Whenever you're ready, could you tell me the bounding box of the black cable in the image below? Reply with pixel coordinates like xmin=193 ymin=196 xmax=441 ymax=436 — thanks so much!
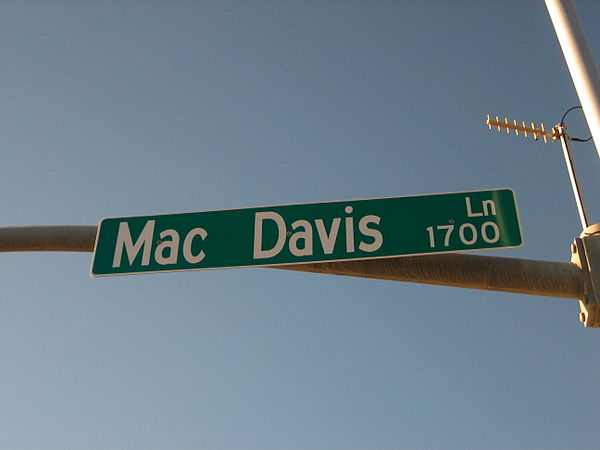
xmin=561 ymin=106 xmax=593 ymax=142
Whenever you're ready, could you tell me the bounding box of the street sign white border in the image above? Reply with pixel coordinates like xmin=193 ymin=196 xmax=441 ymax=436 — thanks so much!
xmin=90 ymin=188 xmax=523 ymax=277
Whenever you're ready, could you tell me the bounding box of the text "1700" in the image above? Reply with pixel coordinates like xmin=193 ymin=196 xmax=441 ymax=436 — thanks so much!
xmin=426 ymin=222 xmax=500 ymax=248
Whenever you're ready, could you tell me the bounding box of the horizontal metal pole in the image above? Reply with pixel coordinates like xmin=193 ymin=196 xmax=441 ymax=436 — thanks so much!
xmin=0 ymin=225 xmax=582 ymax=300
xmin=0 ymin=225 xmax=98 ymax=252
xmin=279 ymin=254 xmax=582 ymax=300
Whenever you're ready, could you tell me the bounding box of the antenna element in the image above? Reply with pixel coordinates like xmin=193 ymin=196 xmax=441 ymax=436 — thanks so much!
xmin=486 ymin=114 xmax=559 ymax=143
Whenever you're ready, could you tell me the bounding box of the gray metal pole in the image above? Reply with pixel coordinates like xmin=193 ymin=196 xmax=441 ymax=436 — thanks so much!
xmin=281 ymin=254 xmax=582 ymax=300
xmin=545 ymin=0 xmax=600 ymax=157
xmin=0 ymin=225 xmax=97 ymax=252
xmin=0 ymin=225 xmax=583 ymax=300
xmin=556 ymin=123 xmax=591 ymax=229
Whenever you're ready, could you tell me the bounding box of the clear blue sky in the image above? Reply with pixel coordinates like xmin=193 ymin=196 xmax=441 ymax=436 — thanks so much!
xmin=2 ymin=1 xmax=600 ymax=449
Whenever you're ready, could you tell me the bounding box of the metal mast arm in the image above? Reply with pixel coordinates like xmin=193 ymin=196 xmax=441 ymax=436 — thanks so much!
xmin=282 ymin=253 xmax=582 ymax=300
xmin=0 ymin=225 xmax=583 ymax=300
xmin=0 ymin=225 xmax=98 ymax=252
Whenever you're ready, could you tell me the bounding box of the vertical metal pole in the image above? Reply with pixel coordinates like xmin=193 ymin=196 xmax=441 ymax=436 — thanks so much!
xmin=557 ymin=123 xmax=591 ymax=229
xmin=545 ymin=0 xmax=600 ymax=158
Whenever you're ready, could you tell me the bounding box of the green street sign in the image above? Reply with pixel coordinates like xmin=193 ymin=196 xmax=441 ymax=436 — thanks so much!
xmin=91 ymin=188 xmax=522 ymax=277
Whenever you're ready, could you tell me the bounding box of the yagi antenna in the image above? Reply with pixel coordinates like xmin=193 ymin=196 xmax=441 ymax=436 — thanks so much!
xmin=486 ymin=114 xmax=559 ymax=144
xmin=486 ymin=113 xmax=590 ymax=230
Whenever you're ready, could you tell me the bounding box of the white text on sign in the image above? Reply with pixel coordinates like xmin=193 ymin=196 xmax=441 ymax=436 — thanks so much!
xmin=426 ymin=197 xmax=500 ymax=248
